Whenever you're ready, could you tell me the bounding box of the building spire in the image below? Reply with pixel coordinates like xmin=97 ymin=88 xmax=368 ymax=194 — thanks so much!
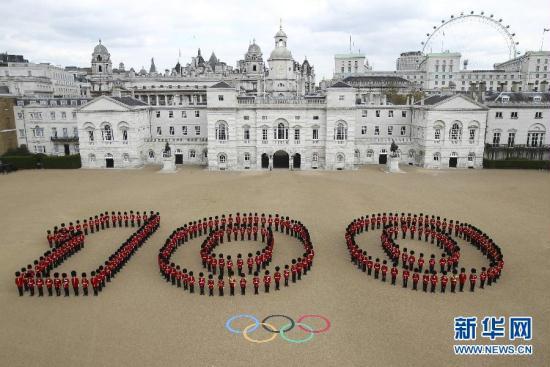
xmin=280 ymin=18 xmax=283 ymax=30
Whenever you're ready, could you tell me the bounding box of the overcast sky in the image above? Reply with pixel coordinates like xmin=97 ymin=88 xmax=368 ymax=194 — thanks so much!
xmin=1 ymin=0 xmax=549 ymax=79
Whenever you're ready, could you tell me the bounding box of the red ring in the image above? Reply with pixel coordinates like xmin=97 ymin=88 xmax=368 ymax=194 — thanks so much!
xmin=296 ymin=314 xmax=331 ymax=333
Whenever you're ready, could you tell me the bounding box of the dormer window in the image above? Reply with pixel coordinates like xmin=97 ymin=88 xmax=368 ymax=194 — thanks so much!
xmin=502 ymin=96 xmax=510 ymax=103
xmin=533 ymin=96 xmax=542 ymax=103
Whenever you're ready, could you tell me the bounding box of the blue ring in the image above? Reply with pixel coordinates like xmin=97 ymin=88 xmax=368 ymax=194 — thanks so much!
xmin=225 ymin=314 xmax=260 ymax=334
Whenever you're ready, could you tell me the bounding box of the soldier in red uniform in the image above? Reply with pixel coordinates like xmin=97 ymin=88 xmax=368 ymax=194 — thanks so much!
xmin=199 ymin=272 xmax=206 ymax=295
xmin=480 ymin=267 xmax=487 ymax=289
xmin=430 ymin=272 xmax=438 ymax=293
xmin=283 ymin=265 xmax=290 ymax=287
xmin=402 ymin=266 xmax=410 ymax=288
xmin=459 ymin=268 xmax=467 ymax=292
xmin=274 ymin=266 xmax=282 ymax=290
xmin=412 ymin=269 xmax=420 ymax=290
xmin=15 ymin=271 xmax=24 ymax=296
xmin=62 ymin=273 xmax=70 ymax=297
xmin=247 ymin=253 xmax=254 ymax=275
xmin=422 ymin=270 xmax=430 ymax=292
xmin=81 ymin=273 xmax=89 ymax=296
xmin=450 ymin=270 xmax=458 ymax=293
xmin=291 ymin=260 xmax=297 ymax=283
xmin=469 ymin=268 xmax=477 ymax=292
xmin=188 ymin=271 xmax=195 ymax=293
xmin=366 ymin=256 xmax=373 ymax=276
xmin=240 ymin=276 xmax=247 ymax=295
xmin=374 ymin=258 xmax=381 ymax=279
xmin=255 ymin=251 xmax=262 ymax=274
xmin=45 ymin=275 xmax=53 ymax=296
xmin=71 ymin=271 xmax=79 ymax=296
xmin=47 ymin=230 xmax=54 ymax=248
xmin=263 ymin=271 xmax=271 ymax=293
xmin=237 ymin=254 xmax=244 ymax=276
xmin=381 ymin=260 xmax=388 ymax=282
xmin=228 ymin=272 xmax=236 ymax=296
xmin=439 ymin=254 xmax=447 ymax=273
xmin=440 ymin=272 xmax=448 ymax=293
xmin=27 ymin=276 xmax=35 ymax=296
xmin=218 ymin=254 xmax=226 ymax=277
xmin=207 ymin=275 xmax=215 ymax=296
xmin=253 ymin=272 xmax=260 ymax=295
xmin=390 ymin=264 xmax=398 ymax=285
xmin=218 ymin=276 xmax=225 ymax=296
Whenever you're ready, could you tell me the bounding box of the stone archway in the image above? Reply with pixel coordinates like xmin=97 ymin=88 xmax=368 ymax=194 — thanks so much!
xmin=273 ymin=150 xmax=289 ymax=169
xmin=293 ymin=153 xmax=301 ymax=169
xmin=261 ymin=153 xmax=269 ymax=169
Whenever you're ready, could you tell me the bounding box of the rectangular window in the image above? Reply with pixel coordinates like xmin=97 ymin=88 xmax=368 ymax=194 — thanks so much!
xmin=362 ymin=110 xmax=367 ymax=117
xmin=72 ymin=112 xmax=76 ymax=119
xmin=527 ymin=132 xmax=544 ymax=147
xmin=195 ymin=126 xmax=200 ymax=135
xmin=218 ymin=95 xmax=224 ymax=101
xmin=169 ymin=126 xmax=175 ymax=135
xmin=190 ymin=150 xmax=196 ymax=158
xmin=156 ymin=111 xmax=161 ymax=118
xmin=495 ymin=111 xmax=503 ymax=119
xmin=157 ymin=127 xmax=162 ymax=135
xmin=169 ymin=111 xmax=174 ymax=118
xmin=244 ymin=128 xmax=250 ymax=140
xmin=492 ymin=132 xmax=501 ymax=146
xmin=182 ymin=111 xmax=187 ymax=118
xmin=50 ymin=112 xmax=55 ymax=119
xmin=19 ymin=129 xmax=25 ymax=137
xmin=88 ymin=130 xmax=94 ymax=142
xmin=61 ymin=112 xmax=66 ymax=119
xmin=387 ymin=126 xmax=393 ymax=136
xmin=312 ymin=128 xmax=319 ymax=140
xmin=507 ymin=132 xmax=515 ymax=147
xmin=195 ymin=110 xmax=200 ymax=117
xmin=295 ymin=116 xmax=300 ymax=120
xmin=243 ymin=115 xmax=249 ymax=120
xmin=262 ymin=116 xmax=267 ymax=120
xmin=262 ymin=128 xmax=268 ymax=141
xmin=374 ymin=126 xmax=380 ymax=135
xmin=401 ymin=111 xmax=407 ymax=118
xmin=535 ymin=111 xmax=542 ymax=119
xmin=62 ymin=128 xmax=68 ymax=137
xmin=469 ymin=128 xmax=475 ymax=141
xmin=361 ymin=126 xmax=367 ymax=135
xmin=434 ymin=128 xmax=441 ymax=141
xmin=400 ymin=126 xmax=406 ymax=136
xmin=313 ymin=115 xmax=319 ymax=120
xmin=339 ymin=95 xmax=345 ymax=101
xmin=388 ymin=110 xmax=394 ymax=117
xmin=375 ymin=110 xmax=380 ymax=117
xmin=510 ymin=112 xmax=518 ymax=119
xmin=182 ymin=126 xmax=188 ymax=135
xmin=294 ymin=129 xmax=300 ymax=141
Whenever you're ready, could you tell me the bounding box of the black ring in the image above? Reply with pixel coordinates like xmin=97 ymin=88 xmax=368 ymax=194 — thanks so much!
xmin=261 ymin=315 xmax=295 ymax=333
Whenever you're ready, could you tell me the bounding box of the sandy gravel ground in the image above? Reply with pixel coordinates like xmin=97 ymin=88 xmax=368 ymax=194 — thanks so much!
xmin=0 ymin=165 xmax=549 ymax=367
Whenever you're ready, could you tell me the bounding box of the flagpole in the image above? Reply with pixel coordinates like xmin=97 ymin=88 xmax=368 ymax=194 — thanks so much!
xmin=541 ymin=28 xmax=549 ymax=51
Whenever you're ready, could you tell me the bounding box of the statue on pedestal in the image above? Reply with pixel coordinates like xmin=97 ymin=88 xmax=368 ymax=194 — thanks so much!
xmin=390 ymin=140 xmax=399 ymax=158
xmin=162 ymin=142 xmax=171 ymax=158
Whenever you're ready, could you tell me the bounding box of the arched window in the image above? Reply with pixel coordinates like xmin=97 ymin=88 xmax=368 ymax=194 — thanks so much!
xmin=527 ymin=123 xmax=546 ymax=147
xmin=433 ymin=152 xmax=440 ymax=161
xmin=148 ymin=150 xmax=155 ymax=159
xmin=354 ymin=149 xmax=360 ymax=158
xmin=219 ymin=154 xmax=226 ymax=163
xmin=312 ymin=153 xmax=319 ymax=162
xmin=87 ymin=130 xmax=94 ymax=142
xmin=189 ymin=149 xmax=196 ymax=158
xmin=366 ymin=150 xmax=374 ymax=158
xmin=408 ymin=149 xmax=415 ymax=158
xmin=468 ymin=152 xmax=475 ymax=162
xmin=450 ymin=122 xmax=462 ymax=141
xmin=276 ymin=123 xmax=288 ymax=140
xmin=335 ymin=122 xmax=347 ymax=141
xmin=98 ymin=65 xmax=102 ymax=73
xmin=122 ymin=129 xmax=128 ymax=141
xmin=89 ymin=154 xmax=96 ymax=162
xmin=97 ymin=55 xmax=102 ymax=62
xmin=102 ymin=125 xmax=112 ymax=141
xmin=215 ymin=122 xmax=228 ymax=141
xmin=123 ymin=153 xmax=130 ymax=162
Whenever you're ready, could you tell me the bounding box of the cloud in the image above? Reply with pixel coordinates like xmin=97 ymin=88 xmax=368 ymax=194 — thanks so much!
xmin=1 ymin=0 xmax=549 ymax=79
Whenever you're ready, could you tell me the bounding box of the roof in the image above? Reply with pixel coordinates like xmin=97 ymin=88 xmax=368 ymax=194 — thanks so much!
xmin=415 ymin=95 xmax=453 ymax=105
xmin=343 ymin=76 xmax=410 ymax=84
xmin=329 ymin=81 xmax=352 ymax=88
xmin=210 ymin=81 xmax=233 ymax=89
xmin=0 ymin=86 xmax=10 ymax=94
xmin=335 ymin=53 xmax=365 ymax=58
xmin=110 ymin=97 xmax=148 ymax=106
xmin=484 ymin=92 xmax=550 ymax=103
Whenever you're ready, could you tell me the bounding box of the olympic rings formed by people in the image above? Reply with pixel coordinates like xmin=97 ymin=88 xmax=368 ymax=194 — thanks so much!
xmin=225 ymin=314 xmax=260 ymax=334
xmin=297 ymin=314 xmax=331 ymax=333
xmin=225 ymin=313 xmax=330 ymax=344
xmin=262 ymin=314 xmax=295 ymax=333
xmin=243 ymin=323 xmax=278 ymax=344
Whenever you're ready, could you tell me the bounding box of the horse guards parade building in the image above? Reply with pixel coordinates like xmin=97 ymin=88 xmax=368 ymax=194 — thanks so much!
xmin=1 ymin=23 xmax=549 ymax=170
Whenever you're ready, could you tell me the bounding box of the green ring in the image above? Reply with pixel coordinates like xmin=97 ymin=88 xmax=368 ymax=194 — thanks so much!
xmin=279 ymin=322 xmax=315 ymax=344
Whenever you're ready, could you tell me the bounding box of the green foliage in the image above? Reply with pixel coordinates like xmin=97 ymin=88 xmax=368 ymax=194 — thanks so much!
xmin=0 ymin=154 xmax=81 ymax=169
xmin=483 ymin=159 xmax=550 ymax=170
xmin=2 ymin=144 xmax=31 ymax=156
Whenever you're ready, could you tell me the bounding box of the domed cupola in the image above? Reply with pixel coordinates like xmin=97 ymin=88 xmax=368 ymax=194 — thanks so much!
xmin=269 ymin=24 xmax=292 ymax=60
xmin=91 ymin=39 xmax=112 ymax=75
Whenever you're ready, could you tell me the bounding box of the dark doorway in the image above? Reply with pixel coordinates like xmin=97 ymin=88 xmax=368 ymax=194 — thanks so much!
xmin=106 ymin=158 xmax=114 ymax=168
xmin=378 ymin=154 xmax=387 ymax=164
xmin=293 ymin=153 xmax=301 ymax=169
xmin=261 ymin=153 xmax=269 ymax=169
xmin=64 ymin=144 xmax=70 ymax=156
xmin=175 ymin=154 xmax=183 ymax=164
xmin=273 ymin=150 xmax=289 ymax=168
xmin=449 ymin=157 xmax=458 ymax=168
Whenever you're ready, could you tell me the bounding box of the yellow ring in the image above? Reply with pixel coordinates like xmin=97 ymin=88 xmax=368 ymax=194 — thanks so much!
xmin=242 ymin=322 xmax=278 ymax=344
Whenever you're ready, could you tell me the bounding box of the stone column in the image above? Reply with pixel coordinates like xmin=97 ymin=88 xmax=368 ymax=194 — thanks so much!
xmin=155 ymin=95 xmax=159 ymax=106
